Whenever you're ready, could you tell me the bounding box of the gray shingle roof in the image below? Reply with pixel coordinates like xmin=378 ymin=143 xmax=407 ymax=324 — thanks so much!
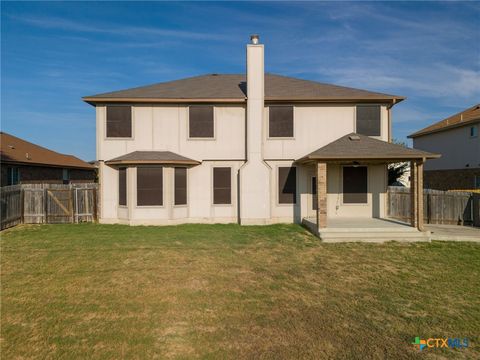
xmin=105 ymin=151 xmax=200 ymax=165
xmin=83 ymin=74 xmax=404 ymax=103
xmin=297 ymin=133 xmax=440 ymax=163
xmin=1 ymin=132 xmax=94 ymax=169
xmin=409 ymin=103 xmax=480 ymax=138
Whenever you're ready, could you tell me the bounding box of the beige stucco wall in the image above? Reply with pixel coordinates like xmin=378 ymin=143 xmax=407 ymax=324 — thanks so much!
xmin=413 ymin=122 xmax=480 ymax=171
xmin=99 ymin=160 xmax=243 ymax=225
xmin=326 ymin=164 xmax=387 ymax=218
xmin=97 ymin=103 xmax=390 ymax=225
xmin=96 ymin=105 xmax=246 ymax=162
xmin=263 ymin=104 xmax=389 ymax=160
xmin=99 ymin=159 xmax=387 ymax=225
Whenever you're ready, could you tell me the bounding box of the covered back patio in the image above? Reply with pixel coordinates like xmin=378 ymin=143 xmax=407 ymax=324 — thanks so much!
xmin=296 ymin=133 xmax=440 ymax=242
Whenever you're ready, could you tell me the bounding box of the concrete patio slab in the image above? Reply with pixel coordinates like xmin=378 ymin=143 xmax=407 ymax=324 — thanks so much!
xmin=427 ymin=224 xmax=480 ymax=242
xmin=302 ymin=217 xmax=431 ymax=242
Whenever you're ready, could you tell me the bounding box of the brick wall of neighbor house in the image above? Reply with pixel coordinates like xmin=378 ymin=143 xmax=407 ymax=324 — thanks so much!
xmin=424 ymin=168 xmax=480 ymax=191
xmin=0 ymin=164 xmax=96 ymax=185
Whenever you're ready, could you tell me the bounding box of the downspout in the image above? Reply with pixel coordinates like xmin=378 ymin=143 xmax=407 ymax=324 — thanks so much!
xmin=387 ymin=98 xmax=397 ymax=143
xmin=238 ymin=100 xmax=248 ymax=224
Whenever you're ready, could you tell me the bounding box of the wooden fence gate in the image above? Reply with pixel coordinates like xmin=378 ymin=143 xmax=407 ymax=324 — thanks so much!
xmin=1 ymin=183 xmax=98 ymax=230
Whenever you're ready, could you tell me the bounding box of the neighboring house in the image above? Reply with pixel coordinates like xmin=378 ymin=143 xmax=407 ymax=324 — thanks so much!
xmin=83 ymin=35 xmax=437 ymax=236
xmin=409 ymin=104 xmax=480 ymax=190
xmin=0 ymin=132 xmax=95 ymax=185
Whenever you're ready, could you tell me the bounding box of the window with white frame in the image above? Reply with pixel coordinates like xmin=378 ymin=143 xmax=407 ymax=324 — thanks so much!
xmin=470 ymin=125 xmax=478 ymax=138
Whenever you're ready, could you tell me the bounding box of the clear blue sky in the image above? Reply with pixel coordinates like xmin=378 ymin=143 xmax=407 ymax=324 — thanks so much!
xmin=2 ymin=1 xmax=479 ymax=161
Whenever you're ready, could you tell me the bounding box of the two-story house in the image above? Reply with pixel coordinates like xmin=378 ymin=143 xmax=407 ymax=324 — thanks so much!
xmin=84 ymin=35 xmax=438 ymax=240
xmin=409 ymin=104 xmax=480 ymax=190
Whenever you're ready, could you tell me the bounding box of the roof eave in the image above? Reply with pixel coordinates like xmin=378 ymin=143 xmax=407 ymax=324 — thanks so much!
xmin=105 ymin=159 xmax=201 ymax=166
xmin=296 ymin=153 xmax=440 ymax=164
xmin=0 ymin=159 xmax=95 ymax=170
xmin=408 ymin=118 xmax=480 ymax=138
xmin=82 ymin=97 xmax=246 ymax=105
xmin=265 ymin=96 xmax=405 ymax=104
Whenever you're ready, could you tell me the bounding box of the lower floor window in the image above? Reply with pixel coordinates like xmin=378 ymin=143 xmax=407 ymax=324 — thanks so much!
xmin=174 ymin=167 xmax=187 ymax=205
xmin=475 ymin=175 xmax=480 ymax=189
xmin=343 ymin=166 xmax=368 ymax=204
xmin=137 ymin=166 xmax=163 ymax=206
xmin=278 ymin=167 xmax=296 ymax=204
xmin=119 ymin=168 xmax=127 ymax=206
xmin=213 ymin=167 xmax=231 ymax=204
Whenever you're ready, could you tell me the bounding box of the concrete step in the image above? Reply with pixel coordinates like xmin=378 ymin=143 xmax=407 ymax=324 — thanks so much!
xmin=319 ymin=231 xmax=431 ymax=243
xmin=319 ymin=226 xmax=418 ymax=233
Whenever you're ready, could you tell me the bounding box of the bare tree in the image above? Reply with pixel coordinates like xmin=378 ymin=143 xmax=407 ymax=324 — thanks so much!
xmin=388 ymin=139 xmax=409 ymax=186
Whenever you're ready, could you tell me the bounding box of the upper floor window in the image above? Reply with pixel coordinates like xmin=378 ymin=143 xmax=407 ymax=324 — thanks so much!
xmin=278 ymin=167 xmax=296 ymax=204
xmin=7 ymin=167 xmax=20 ymax=186
xmin=213 ymin=167 xmax=231 ymax=204
xmin=137 ymin=166 xmax=163 ymax=206
xmin=107 ymin=105 xmax=132 ymax=138
xmin=356 ymin=105 xmax=381 ymax=136
xmin=118 ymin=167 xmax=127 ymax=206
xmin=269 ymin=106 xmax=294 ymax=138
xmin=62 ymin=169 xmax=70 ymax=184
xmin=189 ymin=106 xmax=214 ymax=138
xmin=470 ymin=125 xmax=478 ymax=138
xmin=475 ymin=176 xmax=480 ymax=189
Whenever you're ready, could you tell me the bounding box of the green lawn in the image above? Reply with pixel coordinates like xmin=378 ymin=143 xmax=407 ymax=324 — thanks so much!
xmin=1 ymin=224 xmax=479 ymax=359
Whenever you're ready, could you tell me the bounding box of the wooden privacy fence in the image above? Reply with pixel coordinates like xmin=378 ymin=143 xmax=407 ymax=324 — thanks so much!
xmin=388 ymin=186 xmax=479 ymax=226
xmin=1 ymin=183 xmax=98 ymax=230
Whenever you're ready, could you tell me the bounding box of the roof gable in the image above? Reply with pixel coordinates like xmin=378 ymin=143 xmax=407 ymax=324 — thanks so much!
xmin=83 ymin=73 xmax=404 ymax=104
xmin=409 ymin=104 xmax=480 ymax=138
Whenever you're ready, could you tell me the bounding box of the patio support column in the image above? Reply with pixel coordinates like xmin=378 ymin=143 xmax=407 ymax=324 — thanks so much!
xmin=417 ymin=160 xmax=425 ymax=231
xmin=410 ymin=161 xmax=418 ymax=228
xmin=316 ymin=162 xmax=327 ymax=230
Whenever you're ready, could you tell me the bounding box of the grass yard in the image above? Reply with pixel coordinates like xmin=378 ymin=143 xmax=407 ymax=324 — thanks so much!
xmin=1 ymin=224 xmax=479 ymax=359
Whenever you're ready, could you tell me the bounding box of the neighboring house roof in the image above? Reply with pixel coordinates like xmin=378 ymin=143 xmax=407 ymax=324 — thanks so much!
xmin=409 ymin=104 xmax=480 ymax=138
xmin=297 ymin=133 xmax=440 ymax=163
xmin=0 ymin=132 xmax=94 ymax=170
xmin=83 ymin=73 xmax=405 ymax=104
xmin=105 ymin=151 xmax=201 ymax=166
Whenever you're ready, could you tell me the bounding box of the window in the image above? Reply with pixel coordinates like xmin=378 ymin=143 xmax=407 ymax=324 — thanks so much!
xmin=343 ymin=166 xmax=368 ymax=204
xmin=278 ymin=167 xmax=296 ymax=204
xmin=269 ymin=106 xmax=294 ymax=138
xmin=213 ymin=167 xmax=231 ymax=204
xmin=475 ymin=176 xmax=480 ymax=189
xmin=62 ymin=169 xmax=70 ymax=184
xmin=107 ymin=105 xmax=132 ymax=138
xmin=356 ymin=105 xmax=381 ymax=136
xmin=470 ymin=126 xmax=478 ymax=138
xmin=137 ymin=167 xmax=163 ymax=206
xmin=174 ymin=167 xmax=187 ymax=205
xmin=311 ymin=176 xmax=317 ymax=210
xmin=119 ymin=167 xmax=127 ymax=206
xmin=7 ymin=167 xmax=20 ymax=185
xmin=189 ymin=106 xmax=214 ymax=138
